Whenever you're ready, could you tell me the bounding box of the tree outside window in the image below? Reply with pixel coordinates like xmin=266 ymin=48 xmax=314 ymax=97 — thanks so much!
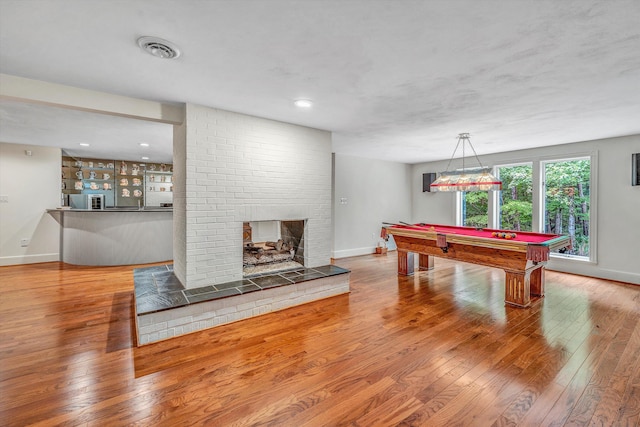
xmin=457 ymin=157 xmax=591 ymax=259
xmin=544 ymin=158 xmax=591 ymax=257
xmin=461 ymin=191 xmax=488 ymax=228
xmin=497 ymin=164 xmax=533 ymax=232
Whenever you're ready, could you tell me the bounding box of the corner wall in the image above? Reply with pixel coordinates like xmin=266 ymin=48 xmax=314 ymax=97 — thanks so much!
xmin=172 ymin=118 xmax=187 ymax=281
xmin=174 ymin=104 xmax=332 ymax=288
xmin=0 ymin=143 xmax=61 ymax=266
xmin=332 ymin=154 xmax=412 ymax=258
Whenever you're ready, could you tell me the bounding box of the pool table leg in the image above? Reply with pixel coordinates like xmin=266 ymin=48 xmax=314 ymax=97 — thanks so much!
xmin=419 ymin=254 xmax=434 ymax=271
xmin=504 ymin=270 xmax=532 ymax=307
xmin=530 ymin=266 xmax=545 ymax=297
xmin=397 ymin=251 xmax=415 ymax=276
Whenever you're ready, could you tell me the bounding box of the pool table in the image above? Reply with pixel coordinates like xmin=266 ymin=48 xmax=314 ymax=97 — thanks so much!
xmin=381 ymin=223 xmax=571 ymax=308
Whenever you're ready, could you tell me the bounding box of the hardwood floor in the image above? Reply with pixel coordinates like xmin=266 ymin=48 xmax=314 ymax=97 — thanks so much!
xmin=1 ymin=255 xmax=639 ymax=426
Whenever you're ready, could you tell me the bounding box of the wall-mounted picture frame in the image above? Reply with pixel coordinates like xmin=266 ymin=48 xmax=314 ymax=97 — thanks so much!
xmin=633 ymin=153 xmax=640 ymax=186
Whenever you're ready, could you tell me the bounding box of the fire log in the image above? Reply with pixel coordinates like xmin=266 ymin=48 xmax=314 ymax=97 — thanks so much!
xmin=265 ymin=239 xmax=284 ymax=251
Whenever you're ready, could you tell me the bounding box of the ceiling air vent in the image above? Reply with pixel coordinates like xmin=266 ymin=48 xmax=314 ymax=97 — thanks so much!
xmin=137 ymin=36 xmax=181 ymax=59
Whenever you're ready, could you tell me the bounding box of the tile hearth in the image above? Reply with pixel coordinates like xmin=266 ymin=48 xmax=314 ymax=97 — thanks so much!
xmin=134 ymin=264 xmax=350 ymax=315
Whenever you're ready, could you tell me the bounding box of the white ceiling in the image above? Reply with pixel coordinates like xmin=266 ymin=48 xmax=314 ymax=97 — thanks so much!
xmin=1 ymin=0 xmax=639 ymax=164
xmin=0 ymin=100 xmax=174 ymax=162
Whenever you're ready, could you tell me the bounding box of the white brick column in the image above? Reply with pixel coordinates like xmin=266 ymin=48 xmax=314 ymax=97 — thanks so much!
xmin=174 ymin=104 xmax=332 ymax=289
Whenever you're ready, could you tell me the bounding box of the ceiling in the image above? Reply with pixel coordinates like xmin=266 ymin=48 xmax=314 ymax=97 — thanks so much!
xmin=1 ymin=0 xmax=639 ymax=164
xmin=0 ymin=100 xmax=174 ymax=162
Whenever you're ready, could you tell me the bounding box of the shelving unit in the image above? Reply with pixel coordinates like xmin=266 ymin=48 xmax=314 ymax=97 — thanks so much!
xmin=116 ymin=161 xmax=145 ymax=207
xmin=62 ymin=156 xmax=115 ymax=207
xmin=144 ymin=163 xmax=173 ymax=207
xmin=62 ymin=156 xmax=172 ymax=208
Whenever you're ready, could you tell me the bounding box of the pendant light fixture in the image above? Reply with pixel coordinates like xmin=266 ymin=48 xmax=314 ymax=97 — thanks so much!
xmin=430 ymin=133 xmax=502 ymax=192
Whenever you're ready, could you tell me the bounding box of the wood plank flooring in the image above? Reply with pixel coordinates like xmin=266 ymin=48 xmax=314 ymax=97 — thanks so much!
xmin=1 ymin=254 xmax=639 ymax=426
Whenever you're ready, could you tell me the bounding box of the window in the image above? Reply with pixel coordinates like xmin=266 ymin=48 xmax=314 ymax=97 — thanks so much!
xmin=543 ymin=158 xmax=591 ymax=257
xmin=497 ymin=164 xmax=533 ymax=231
xmin=460 ymin=191 xmax=489 ymax=228
xmin=457 ymin=155 xmax=594 ymax=261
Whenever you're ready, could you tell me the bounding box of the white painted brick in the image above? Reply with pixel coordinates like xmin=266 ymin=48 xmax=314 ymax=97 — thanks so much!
xmin=137 ymin=314 xmax=153 ymax=327
xmin=216 ymin=306 xmax=238 ymax=316
xmin=139 ymin=321 xmax=167 ymax=335
xmin=176 ymin=104 xmax=332 ymax=289
xmin=165 ymin=317 xmax=186 ymax=328
xmin=237 ymin=301 xmax=256 ymax=312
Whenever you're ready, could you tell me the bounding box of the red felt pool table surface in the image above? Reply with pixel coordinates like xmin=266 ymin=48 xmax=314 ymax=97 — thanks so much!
xmin=388 ymin=223 xmax=562 ymax=244
xmin=383 ymin=223 xmax=571 ymax=308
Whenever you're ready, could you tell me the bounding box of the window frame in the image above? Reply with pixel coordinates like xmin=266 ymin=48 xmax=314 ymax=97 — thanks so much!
xmin=540 ymin=154 xmax=597 ymax=262
xmin=492 ymin=161 xmax=534 ymax=231
xmin=456 ymin=152 xmax=598 ymax=264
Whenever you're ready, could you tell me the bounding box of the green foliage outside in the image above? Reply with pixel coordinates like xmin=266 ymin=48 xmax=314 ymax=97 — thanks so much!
xmin=461 ymin=159 xmax=591 ymax=258
xmin=498 ymin=165 xmax=533 ymax=231
xmin=544 ymin=159 xmax=591 ymax=256
xmin=462 ymin=191 xmax=488 ymax=228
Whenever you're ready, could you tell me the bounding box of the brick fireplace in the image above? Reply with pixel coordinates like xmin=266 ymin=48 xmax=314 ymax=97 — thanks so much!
xmin=173 ymin=104 xmax=335 ymax=289
xmin=132 ymin=104 xmax=349 ymax=345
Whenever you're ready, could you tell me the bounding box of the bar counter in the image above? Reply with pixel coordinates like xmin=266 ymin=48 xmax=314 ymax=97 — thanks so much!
xmin=48 ymin=208 xmax=173 ymax=266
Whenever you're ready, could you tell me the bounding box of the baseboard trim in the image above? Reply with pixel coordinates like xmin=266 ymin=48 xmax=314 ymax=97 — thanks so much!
xmin=0 ymin=253 xmax=60 ymax=266
xmin=332 ymin=247 xmax=378 ymax=259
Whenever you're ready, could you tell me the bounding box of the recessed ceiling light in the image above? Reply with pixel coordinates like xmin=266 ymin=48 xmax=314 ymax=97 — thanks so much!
xmin=139 ymin=143 xmax=150 ymax=147
xmin=141 ymin=156 xmax=150 ymax=160
xmin=137 ymin=36 xmax=181 ymax=59
xmin=294 ymin=99 xmax=313 ymax=108
xmin=79 ymin=143 xmax=90 ymax=147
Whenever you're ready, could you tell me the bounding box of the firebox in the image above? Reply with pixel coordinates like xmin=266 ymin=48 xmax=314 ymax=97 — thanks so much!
xmin=242 ymin=220 xmax=306 ymax=276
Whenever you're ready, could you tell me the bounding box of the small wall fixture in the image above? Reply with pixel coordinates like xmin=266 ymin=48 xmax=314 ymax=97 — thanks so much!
xmin=430 ymin=133 xmax=502 ymax=192
xmin=137 ymin=36 xmax=181 ymax=59
xmin=422 ymin=173 xmax=436 ymax=192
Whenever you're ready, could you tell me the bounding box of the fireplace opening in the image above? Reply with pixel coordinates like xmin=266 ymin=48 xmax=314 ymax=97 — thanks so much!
xmin=243 ymin=220 xmax=306 ymax=276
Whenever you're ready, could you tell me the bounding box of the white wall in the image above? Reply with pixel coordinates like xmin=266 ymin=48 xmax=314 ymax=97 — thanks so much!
xmin=412 ymin=134 xmax=640 ymax=284
xmin=0 ymin=142 xmax=61 ymax=265
xmin=174 ymin=104 xmax=333 ymax=288
xmin=333 ymin=154 xmax=412 ymax=258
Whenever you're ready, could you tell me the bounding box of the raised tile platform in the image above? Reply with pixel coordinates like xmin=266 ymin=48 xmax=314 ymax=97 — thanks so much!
xmin=134 ymin=264 xmax=350 ymax=345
